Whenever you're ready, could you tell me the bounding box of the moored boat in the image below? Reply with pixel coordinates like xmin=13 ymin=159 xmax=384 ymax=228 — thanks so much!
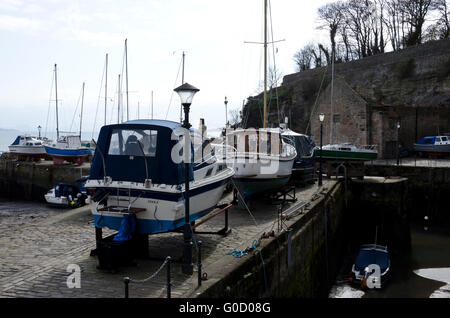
xmin=8 ymin=135 xmax=47 ymax=160
xmin=281 ymin=128 xmax=315 ymax=182
xmin=413 ymin=135 xmax=450 ymax=157
xmin=85 ymin=119 xmax=234 ymax=235
xmin=350 ymin=244 xmax=390 ymax=289
xmin=45 ymin=135 xmax=91 ymax=165
xmin=224 ymin=128 xmax=296 ymax=200
xmin=314 ymin=143 xmax=378 ymax=161
xmin=44 ymin=182 xmax=86 ymax=208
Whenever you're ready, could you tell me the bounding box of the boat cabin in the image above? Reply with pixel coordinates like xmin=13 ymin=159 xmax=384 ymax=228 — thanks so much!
xmin=90 ymin=120 xmax=194 ymax=185
xmin=226 ymin=129 xmax=283 ymax=156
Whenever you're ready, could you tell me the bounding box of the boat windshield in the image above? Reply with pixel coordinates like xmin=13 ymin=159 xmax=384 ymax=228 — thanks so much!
xmin=108 ymin=128 xmax=158 ymax=157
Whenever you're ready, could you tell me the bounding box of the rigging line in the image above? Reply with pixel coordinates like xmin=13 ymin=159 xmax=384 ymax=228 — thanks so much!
xmin=231 ymin=179 xmax=258 ymax=227
xmin=92 ymin=60 xmax=106 ymax=140
xmin=304 ymin=65 xmax=329 ymax=135
xmin=164 ymin=54 xmax=183 ymax=120
xmin=268 ymin=0 xmax=280 ymax=125
xmin=69 ymin=83 xmax=83 ymax=135
xmin=44 ymin=69 xmax=54 ymax=138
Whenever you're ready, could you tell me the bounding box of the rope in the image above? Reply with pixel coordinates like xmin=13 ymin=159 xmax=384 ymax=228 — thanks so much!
xmin=227 ymin=239 xmax=267 ymax=292
xmin=231 ymin=179 xmax=258 ymax=226
xmin=128 ymin=257 xmax=170 ymax=284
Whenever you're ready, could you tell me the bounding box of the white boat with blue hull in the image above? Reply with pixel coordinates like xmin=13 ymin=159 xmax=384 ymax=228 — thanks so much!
xmin=85 ymin=119 xmax=234 ymax=235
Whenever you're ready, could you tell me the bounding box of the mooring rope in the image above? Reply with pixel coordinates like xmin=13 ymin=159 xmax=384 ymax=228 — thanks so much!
xmin=227 ymin=239 xmax=268 ymax=292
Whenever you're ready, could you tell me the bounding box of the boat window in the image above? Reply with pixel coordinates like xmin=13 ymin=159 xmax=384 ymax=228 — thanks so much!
xmin=442 ymin=136 xmax=448 ymax=141
xmin=424 ymin=138 xmax=434 ymax=144
xmin=108 ymin=129 xmax=157 ymax=157
xmin=436 ymin=137 xmax=441 ymax=142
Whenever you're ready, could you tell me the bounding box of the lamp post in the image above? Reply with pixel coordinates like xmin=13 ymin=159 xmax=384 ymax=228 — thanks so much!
xmin=396 ymin=121 xmax=400 ymax=166
xmin=319 ymin=113 xmax=325 ymax=187
xmin=37 ymin=125 xmax=42 ymax=140
xmin=224 ymin=96 xmax=229 ymax=127
xmin=174 ymin=82 xmax=200 ymax=275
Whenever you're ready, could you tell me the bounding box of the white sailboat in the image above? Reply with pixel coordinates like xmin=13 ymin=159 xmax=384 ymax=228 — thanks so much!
xmin=44 ymin=65 xmax=91 ymax=165
xmin=222 ymin=0 xmax=296 ymax=201
xmin=313 ymin=49 xmax=378 ymax=161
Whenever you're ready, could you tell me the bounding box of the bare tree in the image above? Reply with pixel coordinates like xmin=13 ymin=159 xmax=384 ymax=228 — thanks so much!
xmin=431 ymin=0 xmax=450 ymax=39
xmin=317 ymin=1 xmax=346 ymax=60
xmin=399 ymin=0 xmax=435 ymax=46
xmin=293 ymin=44 xmax=314 ymax=71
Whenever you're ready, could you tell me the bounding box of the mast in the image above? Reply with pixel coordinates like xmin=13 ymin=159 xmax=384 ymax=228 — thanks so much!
xmin=118 ymin=74 xmax=121 ymax=124
xmin=330 ymin=48 xmax=335 ymax=145
xmin=79 ymin=82 xmax=85 ymax=137
xmin=151 ymin=90 xmax=154 ymax=119
xmin=180 ymin=51 xmax=185 ymax=124
xmin=105 ymin=53 xmax=108 ymax=126
xmin=54 ymin=64 xmax=59 ymax=140
xmin=263 ymin=0 xmax=268 ymax=129
xmin=125 ymin=38 xmax=129 ymax=122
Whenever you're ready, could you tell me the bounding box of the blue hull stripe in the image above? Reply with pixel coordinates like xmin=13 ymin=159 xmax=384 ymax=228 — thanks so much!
xmin=44 ymin=146 xmax=91 ymax=157
xmin=93 ymin=206 xmax=215 ymax=235
xmin=89 ymin=177 xmax=230 ymax=202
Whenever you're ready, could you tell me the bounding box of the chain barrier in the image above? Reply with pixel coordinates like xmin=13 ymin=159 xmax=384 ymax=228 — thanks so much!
xmin=123 ymin=256 xmax=171 ymax=298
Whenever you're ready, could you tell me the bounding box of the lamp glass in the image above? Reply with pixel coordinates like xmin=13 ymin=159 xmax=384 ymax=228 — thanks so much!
xmin=319 ymin=113 xmax=325 ymax=122
xmin=174 ymin=83 xmax=199 ymax=105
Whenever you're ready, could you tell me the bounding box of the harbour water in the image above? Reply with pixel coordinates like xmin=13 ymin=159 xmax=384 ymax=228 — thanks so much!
xmin=329 ymin=220 xmax=450 ymax=298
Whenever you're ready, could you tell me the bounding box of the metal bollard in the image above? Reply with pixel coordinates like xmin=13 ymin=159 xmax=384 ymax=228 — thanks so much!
xmin=198 ymin=241 xmax=202 ymax=287
xmin=123 ymin=277 xmax=130 ymax=298
xmin=166 ymin=256 xmax=171 ymax=299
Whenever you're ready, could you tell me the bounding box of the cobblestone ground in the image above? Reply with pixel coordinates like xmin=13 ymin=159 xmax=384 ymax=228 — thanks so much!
xmin=0 ymin=180 xmax=335 ymax=298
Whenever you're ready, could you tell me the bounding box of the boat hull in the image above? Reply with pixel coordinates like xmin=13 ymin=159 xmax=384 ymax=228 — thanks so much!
xmin=87 ymin=172 xmax=233 ymax=235
xmin=413 ymin=143 xmax=450 ymax=156
xmin=227 ymin=155 xmax=295 ymax=198
xmin=314 ymin=149 xmax=377 ymax=161
xmin=8 ymin=145 xmax=47 ymax=158
xmin=44 ymin=146 xmax=91 ymax=165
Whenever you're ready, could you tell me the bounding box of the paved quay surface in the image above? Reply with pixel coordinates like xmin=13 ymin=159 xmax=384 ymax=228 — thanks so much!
xmin=0 ymin=180 xmax=336 ymax=298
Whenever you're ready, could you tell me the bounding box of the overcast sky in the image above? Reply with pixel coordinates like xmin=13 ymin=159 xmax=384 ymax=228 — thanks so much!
xmin=0 ymin=0 xmax=330 ymax=135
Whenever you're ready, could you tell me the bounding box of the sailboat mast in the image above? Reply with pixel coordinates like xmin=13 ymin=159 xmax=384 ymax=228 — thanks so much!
xmin=54 ymin=64 xmax=59 ymax=140
xmin=263 ymin=0 xmax=268 ymax=129
xmin=80 ymin=82 xmax=85 ymax=137
xmin=118 ymin=74 xmax=121 ymax=124
xmin=105 ymin=53 xmax=108 ymax=126
xmin=330 ymin=48 xmax=335 ymax=145
xmin=151 ymin=90 xmax=154 ymax=119
xmin=125 ymin=38 xmax=129 ymax=122
xmin=180 ymin=51 xmax=185 ymax=124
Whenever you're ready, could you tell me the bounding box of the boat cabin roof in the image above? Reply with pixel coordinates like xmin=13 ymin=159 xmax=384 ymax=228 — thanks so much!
xmin=89 ymin=120 xmax=193 ymax=185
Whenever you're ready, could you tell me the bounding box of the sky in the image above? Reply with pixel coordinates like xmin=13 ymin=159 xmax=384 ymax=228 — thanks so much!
xmin=0 ymin=0 xmax=330 ymax=136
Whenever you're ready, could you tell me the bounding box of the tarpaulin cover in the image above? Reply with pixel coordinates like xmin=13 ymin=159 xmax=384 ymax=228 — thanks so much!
xmin=113 ymin=214 xmax=136 ymax=242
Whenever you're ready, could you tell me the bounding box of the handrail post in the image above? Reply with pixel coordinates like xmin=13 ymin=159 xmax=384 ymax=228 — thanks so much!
xmin=197 ymin=241 xmax=203 ymax=287
xmin=166 ymin=256 xmax=172 ymax=299
xmin=124 ymin=277 xmax=130 ymax=298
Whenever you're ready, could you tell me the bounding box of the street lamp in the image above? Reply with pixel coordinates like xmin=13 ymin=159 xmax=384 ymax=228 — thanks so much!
xmin=396 ymin=121 xmax=401 ymax=166
xmin=37 ymin=125 xmax=42 ymax=139
xmin=174 ymin=82 xmax=200 ymax=275
xmin=224 ymin=96 xmax=229 ymax=127
xmin=319 ymin=113 xmax=325 ymax=187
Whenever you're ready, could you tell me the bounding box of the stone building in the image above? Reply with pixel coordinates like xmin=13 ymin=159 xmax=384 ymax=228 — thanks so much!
xmin=277 ymin=38 xmax=450 ymax=159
